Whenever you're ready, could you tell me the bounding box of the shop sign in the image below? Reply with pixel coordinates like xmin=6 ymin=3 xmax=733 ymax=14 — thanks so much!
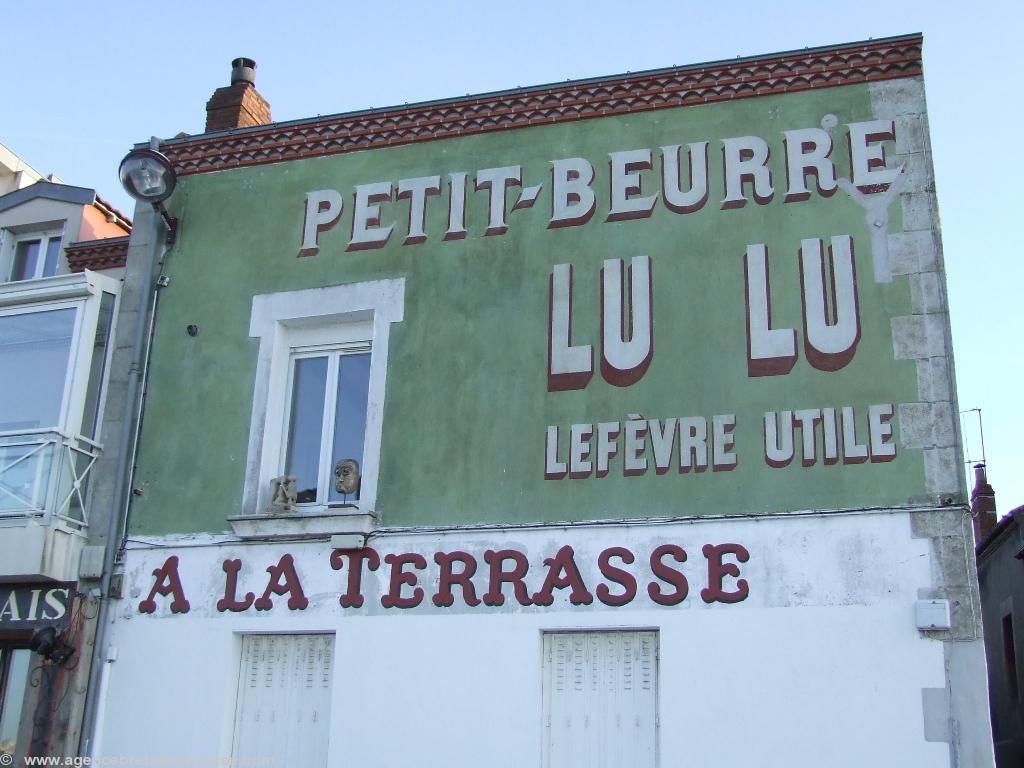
xmin=138 ymin=542 xmax=749 ymax=615
xmin=0 ymin=583 xmax=74 ymax=629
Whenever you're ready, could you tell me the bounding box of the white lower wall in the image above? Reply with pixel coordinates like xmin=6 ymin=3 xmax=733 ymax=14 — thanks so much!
xmin=98 ymin=511 xmax=951 ymax=767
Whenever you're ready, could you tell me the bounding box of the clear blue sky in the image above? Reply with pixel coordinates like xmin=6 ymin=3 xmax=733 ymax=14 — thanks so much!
xmin=4 ymin=1 xmax=1020 ymax=512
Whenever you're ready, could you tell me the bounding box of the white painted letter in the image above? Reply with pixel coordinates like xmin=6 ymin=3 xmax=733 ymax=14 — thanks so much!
xmin=348 ymin=182 xmax=394 ymax=250
xmin=848 ymin=120 xmax=900 ymax=192
xmin=548 ymin=263 xmax=594 ymax=391
xmin=721 ymin=136 xmax=773 ymax=208
xmin=545 ymin=426 xmax=567 ymax=479
xmin=712 ymin=414 xmax=737 ymax=471
xmin=784 ymin=127 xmax=837 ymax=202
xmin=624 ymin=419 xmax=649 ymax=476
xmin=0 ymin=592 xmax=21 ymax=621
xmin=596 ymin=422 xmax=620 ymax=477
xmin=475 ymin=166 xmax=522 ymax=235
xmin=679 ymin=416 xmax=708 ymax=472
xmin=607 ymin=149 xmax=658 ymax=221
xmin=649 ymin=418 xmax=677 ymax=474
xmin=744 ymin=244 xmax=796 ymax=377
xmin=800 ymin=235 xmax=860 ymax=371
xmin=601 ymin=255 xmax=653 ymax=387
xmin=298 ymin=189 xmax=343 ymax=257
xmin=445 ymin=172 xmax=468 ymax=240
xmin=793 ymin=408 xmax=822 ymax=466
xmin=661 ymin=142 xmax=709 ymax=214
xmin=764 ymin=411 xmax=794 ymax=468
xmin=869 ymin=404 xmax=896 ymax=462
xmin=841 ymin=406 xmax=869 ymax=464
xmin=397 ymin=175 xmax=441 ymax=245
xmin=569 ymin=423 xmax=593 ymax=478
xmin=822 ymin=407 xmax=839 ymax=464
xmin=550 ymin=157 xmax=596 ymax=228
xmin=43 ymin=588 xmax=68 ymax=620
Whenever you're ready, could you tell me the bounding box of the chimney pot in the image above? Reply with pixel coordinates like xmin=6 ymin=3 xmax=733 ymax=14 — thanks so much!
xmin=974 ymin=462 xmax=987 ymax=486
xmin=231 ymin=57 xmax=257 ymax=86
xmin=971 ymin=462 xmax=998 ymax=549
xmin=206 ymin=58 xmax=271 ymax=133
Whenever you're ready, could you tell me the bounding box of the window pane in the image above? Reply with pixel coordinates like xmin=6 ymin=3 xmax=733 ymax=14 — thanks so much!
xmin=11 ymin=240 xmax=40 ymax=282
xmin=0 ymin=440 xmax=54 ymax=513
xmin=328 ymin=353 xmax=370 ymax=503
xmin=284 ymin=356 xmax=328 ymax=504
xmin=0 ymin=308 xmax=76 ymax=431
xmin=0 ymin=648 xmax=31 ymax=757
xmin=80 ymin=292 xmax=116 ymax=440
xmin=42 ymin=237 xmax=62 ymax=278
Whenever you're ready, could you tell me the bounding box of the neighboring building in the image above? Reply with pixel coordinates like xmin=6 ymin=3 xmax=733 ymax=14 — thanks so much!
xmin=0 ymin=144 xmax=131 ymax=761
xmin=91 ymin=37 xmax=993 ymax=766
xmin=974 ymin=466 xmax=1024 ymax=767
xmin=0 ymin=145 xmax=48 ymax=196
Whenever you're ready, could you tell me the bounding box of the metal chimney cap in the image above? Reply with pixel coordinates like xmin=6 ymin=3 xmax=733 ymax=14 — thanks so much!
xmin=231 ymin=58 xmax=257 ymax=85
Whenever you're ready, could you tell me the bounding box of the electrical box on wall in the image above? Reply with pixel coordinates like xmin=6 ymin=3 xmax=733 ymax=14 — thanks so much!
xmin=79 ymin=545 xmax=105 ymax=580
xmin=915 ymin=599 xmax=952 ymax=630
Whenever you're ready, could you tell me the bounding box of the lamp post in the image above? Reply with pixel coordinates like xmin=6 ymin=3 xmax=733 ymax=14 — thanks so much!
xmin=117 ymin=148 xmax=178 ymax=244
xmin=80 ymin=144 xmax=179 ymax=757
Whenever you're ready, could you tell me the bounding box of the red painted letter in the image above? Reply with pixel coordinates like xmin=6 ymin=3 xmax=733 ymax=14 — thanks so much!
xmin=330 ymin=548 xmax=380 ymax=608
xmin=701 ymin=543 xmax=750 ymax=604
xmin=381 ymin=553 xmax=427 ymax=609
xmin=532 ymin=545 xmax=593 ymax=606
xmin=483 ymin=549 xmax=533 ymax=606
xmin=648 ymin=545 xmax=689 ymax=605
xmin=254 ymin=554 xmax=309 ymax=611
xmin=138 ymin=555 xmax=190 ymax=614
xmin=433 ymin=551 xmax=481 ymax=607
xmin=216 ymin=559 xmax=254 ymax=612
xmin=596 ymin=547 xmax=637 ymax=607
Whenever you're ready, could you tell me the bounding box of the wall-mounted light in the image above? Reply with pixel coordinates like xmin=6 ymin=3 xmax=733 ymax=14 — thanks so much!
xmin=118 ymin=148 xmax=179 ymax=244
xmin=29 ymin=625 xmax=76 ymax=665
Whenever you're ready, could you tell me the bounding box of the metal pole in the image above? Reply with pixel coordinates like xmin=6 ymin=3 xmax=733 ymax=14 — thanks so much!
xmin=77 ymin=199 xmax=168 ymax=756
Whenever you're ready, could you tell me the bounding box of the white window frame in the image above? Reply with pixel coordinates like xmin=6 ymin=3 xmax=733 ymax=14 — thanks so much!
xmin=280 ymin=330 xmax=372 ymax=508
xmin=4 ymin=227 xmax=65 ymax=282
xmin=0 ymin=271 xmax=120 ymax=438
xmin=243 ymin=278 xmax=405 ymax=521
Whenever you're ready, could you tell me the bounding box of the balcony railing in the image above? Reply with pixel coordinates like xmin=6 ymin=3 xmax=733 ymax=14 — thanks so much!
xmin=0 ymin=429 xmax=102 ymax=528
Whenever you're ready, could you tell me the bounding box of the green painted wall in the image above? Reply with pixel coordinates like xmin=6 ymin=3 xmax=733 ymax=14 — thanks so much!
xmin=129 ymin=83 xmax=926 ymax=534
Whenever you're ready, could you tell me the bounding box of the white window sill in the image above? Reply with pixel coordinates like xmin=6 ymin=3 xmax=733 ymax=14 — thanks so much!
xmin=226 ymin=507 xmax=378 ymax=541
xmin=0 ymin=270 xmax=110 ymax=308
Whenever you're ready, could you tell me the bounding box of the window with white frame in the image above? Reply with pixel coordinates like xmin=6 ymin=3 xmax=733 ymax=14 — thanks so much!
xmin=0 ymin=306 xmax=77 ymax=432
xmin=8 ymin=230 xmax=63 ymax=282
xmin=282 ymin=329 xmax=371 ymax=506
xmin=0 ymin=272 xmax=119 ymax=519
xmin=242 ymin=278 xmax=405 ymax=522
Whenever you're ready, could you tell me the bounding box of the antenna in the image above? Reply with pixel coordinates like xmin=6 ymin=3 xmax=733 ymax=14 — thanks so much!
xmin=959 ymin=408 xmax=986 ymax=465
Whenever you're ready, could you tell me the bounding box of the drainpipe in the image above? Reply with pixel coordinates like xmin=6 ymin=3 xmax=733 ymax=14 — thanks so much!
xmin=78 ymin=159 xmax=171 ymax=754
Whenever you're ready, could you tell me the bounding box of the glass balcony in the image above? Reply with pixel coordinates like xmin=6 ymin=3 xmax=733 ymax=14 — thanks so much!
xmin=0 ymin=429 xmax=101 ymax=527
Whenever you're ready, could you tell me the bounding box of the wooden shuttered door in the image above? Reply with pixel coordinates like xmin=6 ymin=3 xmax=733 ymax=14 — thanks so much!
xmin=543 ymin=630 xmax=659 ymax=768
xmin=232 ymin=634 xmax=334 ymax=767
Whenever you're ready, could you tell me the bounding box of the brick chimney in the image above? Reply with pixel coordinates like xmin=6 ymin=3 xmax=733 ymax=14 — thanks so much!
xmin=971 ymin=463 xmax=998 ymax=548
xmin=205 ymin=57 xmax=271 ymax=133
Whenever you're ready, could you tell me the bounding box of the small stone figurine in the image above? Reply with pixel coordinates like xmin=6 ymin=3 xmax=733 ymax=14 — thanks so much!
xmin=268 ymin=474 xmax=297 ymax=512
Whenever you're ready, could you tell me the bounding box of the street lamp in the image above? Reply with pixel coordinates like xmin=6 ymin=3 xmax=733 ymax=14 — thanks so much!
xmin=118 ymin=148 xmax=178 ymax=244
